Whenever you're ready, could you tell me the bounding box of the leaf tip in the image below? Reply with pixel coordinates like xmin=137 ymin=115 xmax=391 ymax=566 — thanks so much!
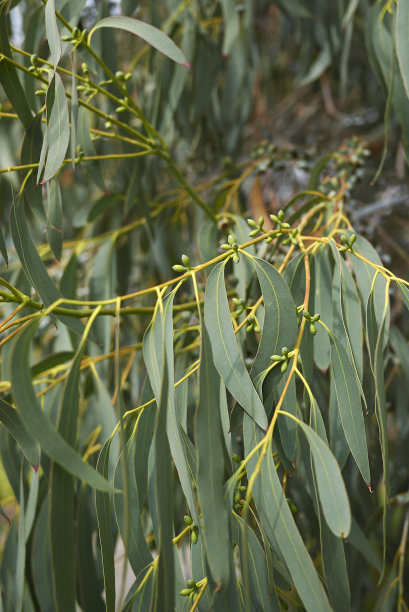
xmin=33 ymin=465 xmax=39 ymax=473
xmin=366 ymin=482 xmax=373 ymax=493
xmin=182 ymin=61 xmax=190 ymax=68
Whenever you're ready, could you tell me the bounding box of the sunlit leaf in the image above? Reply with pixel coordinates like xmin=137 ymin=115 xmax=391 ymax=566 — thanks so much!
xmin=88 ymin=16 xmax=189 ymax=66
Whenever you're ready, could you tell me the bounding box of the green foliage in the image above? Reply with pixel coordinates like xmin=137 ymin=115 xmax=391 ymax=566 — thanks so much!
xmin=0 ymin=1 xmax=408 ymax=611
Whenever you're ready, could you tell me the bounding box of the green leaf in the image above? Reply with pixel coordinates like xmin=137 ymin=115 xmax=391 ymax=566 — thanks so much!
xmin=220 ymin=0 xmax=240 ymax=55
xmin=39 ymin=73 xmax=70 ymax=183
xmin=77 ymin=107 xmax=106 ymax=191
xmin=21 ymin=114 xmax=46 ymax=221
xmin=397 ymin=0 xmax=409 ymax=98
xmin=49 ymin=308 xmax=98 ymax=612
xmin=235 ymin=514 xmax=281 ymax=611
xmin=113 ymin=436 xmax=153 ymax=578
xmin=10 ymin=195 xmax=85 ymax=337
xmin=10 ymin=320 xmax=113 ymax=492
xmin=204 ymin=261 xmax=267 ymax=430
xmin=31 ymin=496 xmax=54 ymax=612
xmin=143 ymin=291 xmax=198 ymax=524
xmin=96 ymin=437 xmax=116 ymax=612
xmin=76 ymin=487 xmax=105 ymax=612
xmin=16 ymin=466 xmax=25 ymax=612
xmin=289 ymin=416 xmax=351 ymax=538
xmin=319 ymin=510 xmax=350 ymax=612
xmin=195 ymin=324 xmax=232 ymax=586
xmin=311 ymin=247 xmax=332 ymax=371
xmin=329 ymin=329 xmax=371 ymax=485
xmin=251 ymin=256 xmax=298 ymax=387
xmin=45 ymin=0 xmax=61 ymax=69
xmin=0 ymin=222 xmax=8 ymax=266
xmin=88 ymin=16 xmax=189 ymax=66
xmin=244 ymin=415 xmax=331 ymax=611
xmin=151 ymin=327 xmax=174 ymax=612
xmin=0 ymin=3 xmax=33 ymax=129
xmin=0 ymin=397 xmax=39 ymax=467
xmin=46 ymin=178 xmax=63 ymax=260
xmin=69 ymin=53 xmax=78 ymax=172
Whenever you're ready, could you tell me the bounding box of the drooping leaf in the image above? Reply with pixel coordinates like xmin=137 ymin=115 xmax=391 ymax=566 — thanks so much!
xmin=0 ymin=3 xmax=33 ymax=128
xmin=311 ymin=247 xmax=332 ymax=371
xmin=235 ymin=514 xmax=281 ymax=611
xmin=204 ymin=261 xmax=267 ymax=430
xmin=251 ymin=256 xmax=298 ymax=389
xmin=0 ymin=222 xmax=8 ymax=266
xmin=10 ymin=320 xmax=113 ymax=492
xmin=96 ymin=437 xmax=116 ymax=612
xmin=0 ymin=397 xmax=39 ymax=468
xmin=88 ymin=17 xmax=189 ymax=66
xmin=49 ymin=308 xmax=99 ymax=612
xmin=143 ymin=291 xmax=198 ymax=524
xmin=151 ymin=324 xmax=174 ymax=612
xmin=10 ymin=194 xmax=85 ymax=337
xmin=287 ymin=415 xmax=351 ymax=538
xmin=329 ymin=329 xmax=371 ymax=485
xmin=244 ymin=415 xmax=331 ymax=611
xmin=46 ymin=178 xmax=63 ymax=260
xmin=77 ymin=107 xmax=106 ymax=191
xmin=45 ymin=0 xmax=61 ymax=69
xmin=195 ymin=324 xmax=232 ymax=586
xmin=39 ymin=73 xmax=70 ymax=183
xmin=113 ymin=436 xmax=153 ymax=578
xmin=20 ymin=113 xmax=46 ymax=221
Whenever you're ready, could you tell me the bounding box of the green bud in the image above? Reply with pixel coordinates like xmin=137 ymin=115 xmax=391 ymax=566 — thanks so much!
xmin=249 ymin=229 xmax=259 ymax=237
xmin=311 ymin=313 xmax=320 ymax=322
xmin=340 ymin=235 xmax=348 ymax=244
xmin=221 ymin=244 xmax=232 ymax=251
xmin=81 ymin=62 xmax=88 ymax=73
xmin=184 ymin=515 xmax=193 ymax=526
xmin=228 ymin=234 xmax=235 ymax=245
xmin=271 ymin=354 xmax=283 ymax=362
xmin=310 ymin=323 xmax=317 ymax=335
xmin=350 ymin=233 xmax=356 ymax=245
xmin=232 ymin=453 xmax=240 ymax=464
xmin=258 ymin=216 xmax=264 ymax=227
xmin=339 ymin=245 xmax=348 ymax=252
xmin=246 ymin=323 xmax=254 ymax=332
xmin=232 ymin=252 xmax=240 ymax=264
xmin=180 ymin=588 xmax=192 ymax=596
xmin=191 ymin=529 xmax=198 ymax=544
xmin=278 ymin=210 xmax=285 ymax=221
xmin=265 ymin=236 xmax=273 ymax=243
xmin=187 ymin=579 xmax=197 ymax=589
xmin=247 ymin=218 xmax=258 ymax=228
xmin=303 ymin=311 xmax=311 ymax=321
xmin=281 ymin=347 xmax=288 ymax=355
xmin=281 ymin=361 xmax=288 ymax=373
xmin=239 ymin=485 xmax=246 ymax=492
xmin=72 ymin=27 xmax=81 ymax=38
xmin=270 ymin=214 xmax=278 ymax=223
xmin=115 ymin=70 xmax=125 ymax=80
xmin=172 ymin=264 xmax=187 ymax=273
xmin=181 ymin=254 xmax=191 ymax=268
xmin=235 ymin=490 xmax=241 ymax=502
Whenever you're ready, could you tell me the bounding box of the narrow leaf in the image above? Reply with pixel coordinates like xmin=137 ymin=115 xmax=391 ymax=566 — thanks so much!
xmin=88 ymin=16 xmax=189 ymax=66
xmin=46 ymin=178 xmax=63 ymax=260
xmin=41 ymin=73 xmax=70 ymax=183
xmin=288 ymin=415 xmax=351 ymax=538
xmin=0 ymin=3 xmax=32 ymax=128
xmin=329 ymin=330 xmax=371 ymax=485
xmin=204 ymin=261 xmax=268 ymax=430
xmin=96 ymin=437 xmax=116 ymax=612
xmin=0 ymin=397 xmax=39 ymax=467
xmin=195 ymin=324 xmax=232 ymax=586
xmin=45 ymin=0 xmax=61 ymax=69
xmin=244 ymin=415 xmax=331 ymax=611
xmin=10 ymin=194 xmax=85 ymax=337
xmin=10 ymin=321 xmax=113 ymax=492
